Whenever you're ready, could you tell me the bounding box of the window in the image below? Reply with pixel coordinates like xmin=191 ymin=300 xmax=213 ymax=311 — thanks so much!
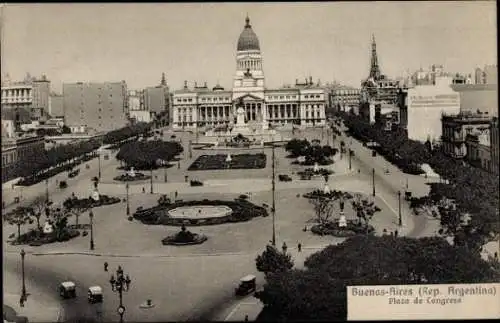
xmin=305 ymin=95 xmax=309 ymax=99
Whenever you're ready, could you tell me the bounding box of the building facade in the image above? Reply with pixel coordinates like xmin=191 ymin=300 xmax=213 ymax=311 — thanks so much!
xmin=1 ymin=134 xmax=45 ymax=183
xmin=171 ymin=16 xmax=326 ymax=130
xmin=63 ymin=81 xmax=128 ymax=133
xmin=1 ymin=74 xmax=51 ymax=127
xmin=441 ymin=112 xmax=491 ymax=159
xmin=144 ymin=74 xmax=170 ymax=127
xmin=328 ymin=85 xmax=360 ymax=113
xmin=451 ymin=84 xmax=498 ymax=117
xmin=128 ymin=90 xmax=144 ymax=111
xmin=403 ymin=77 xmax=460 ymax=142
xmin=465 ymin=134 xmax=493 ymax=173
xmin=474 ymin=65 xmax=497 ymax=85
xmin=49 ymin=93 xmax=64 ymax=117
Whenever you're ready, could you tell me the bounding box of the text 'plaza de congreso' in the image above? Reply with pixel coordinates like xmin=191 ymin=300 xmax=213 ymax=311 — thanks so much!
xmin=172 ymin=16 xmax=327 ymax=130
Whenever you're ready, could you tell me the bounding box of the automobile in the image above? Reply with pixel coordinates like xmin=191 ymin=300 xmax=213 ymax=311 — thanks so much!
xmin=235 ymin=275 xmax=256 ymax=296
xmin=59 ymin=281 xmax=76 ymax=299
xmin=88 ymin=286 xmax=103 ymax=303
xmin=68 ymin=169 xmax=80 ymax=178
xmin=278 ymin=174 xmax=292 ymax=182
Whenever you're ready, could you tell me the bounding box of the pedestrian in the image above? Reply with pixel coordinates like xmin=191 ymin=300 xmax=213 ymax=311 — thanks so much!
xmin=142 ymin=187 xmax=145 ymax=193
xmin=298 ymin=242 xmax=302 ymax=252
xmin=382 ymin=228 xmax=387 ymax=236
xmin=494 ymin=252 xmax=498 ymax=260
xmin=175 ymin=191 xmax=178 ymax=199
xmin=394 ymin=230 xmax=399 ymax=237
xmin=104 ymin=262 xmax=108 ymax=272
xmin=390 ymin=231 xmax=394 ymax=237
xmin=357 ymin=169 xmax=360 ymax=174
xmin=282 ymin=242 xmax=287 ymax=254
xmin=244 ymin=315 xmax=249 ymax=322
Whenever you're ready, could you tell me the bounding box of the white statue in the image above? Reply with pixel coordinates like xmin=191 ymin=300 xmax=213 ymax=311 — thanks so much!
xmin=313 ymin=162 xmax=319 ymax=173
xmin=92 ymin=190 xmax=100 ymax=201
xmin=323 ymin=184 xmax=330 ymax=194
xmin=226 ymin=154 xmax=232 ymax=163
xmin=338 ymin=215 xmax=347 ymax=228
xmin=43 ymin=222 xmax=54 ymax=234
xmin=128 ymin=167 xmax=136 ymax=177
xmin=236 ymin=107 xmax=246 ymax=126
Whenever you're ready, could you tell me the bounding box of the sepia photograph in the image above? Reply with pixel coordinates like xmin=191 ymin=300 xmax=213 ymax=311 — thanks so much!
xmin=1 ymin=2 xmax=499 ymax=322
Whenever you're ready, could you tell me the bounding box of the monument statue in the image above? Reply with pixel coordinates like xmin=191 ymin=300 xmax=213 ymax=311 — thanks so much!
xmin=236 ymin=107 xmax=246 ymax=126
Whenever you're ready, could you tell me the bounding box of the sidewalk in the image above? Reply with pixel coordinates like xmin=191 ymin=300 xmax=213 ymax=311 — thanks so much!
xmin=3 ymin=269 xmax=62 ymax=323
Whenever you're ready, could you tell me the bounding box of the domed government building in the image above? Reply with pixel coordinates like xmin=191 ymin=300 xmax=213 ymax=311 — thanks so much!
xmin=172 ymin=16 xmax=327 ymax=130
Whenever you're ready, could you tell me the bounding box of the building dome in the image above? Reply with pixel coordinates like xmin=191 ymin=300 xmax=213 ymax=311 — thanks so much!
xmin=237 ymin=16 xmax=260 ymax=51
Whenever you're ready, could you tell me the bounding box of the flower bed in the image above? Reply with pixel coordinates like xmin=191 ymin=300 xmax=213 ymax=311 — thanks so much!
xmin=297 ymin=168 xmax=334 ymax=177
xmin=13 ymin=228 xmax=81 ymax=246
xmin=303 ymin=189 xmax=353 ymax=200
xmin=113 ymin=173 xmax=151 ymax=182
xmin=133 ymin=199 xmax=268 ymax=226
xmin=188 ymin=153 xmax=266 ymax=171
xmin=66 ymin=195 xmax=121 ymax=209
xmin=311 ymin=220 xmax=374 ymax=237
xmin=162 ymin=226 xmax=208 ymax=246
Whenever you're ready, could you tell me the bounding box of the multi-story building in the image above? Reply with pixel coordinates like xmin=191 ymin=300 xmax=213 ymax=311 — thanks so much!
xmin=49 ymin=92 xmax=64 ymax=117
xmin=144 ymin=73 xmax=171 ymax=126
xmin=63 ymin=81 xmax=128 ymax=133
xmin=410 ymin=64 xmax=446 ymax=86
xmin=171 ymin=16 xmax=326 ymax=130
xmin=328 ymin=85 xmax=360 ymax=113
xmin=397 ymin=76 xmax=460 ymax=142
xmin=128 ymin=89 xmax=144 ymax=111
xmin=441 ymin=112 xmax=491 ymax=159
xmin=360 ymin=35 xmax=400 ymax=104
xmin=465 ymin=133 xmax=493 ymax=173
xmin=1 ymin=133 xmax=45 ymax=183
xmin=451 ymin=83 xmax=498 ymax=117
xmin=474 ymin=65 xmax=497 ymax=85
xmin=1 ymin=74 xmax=51 ymax=127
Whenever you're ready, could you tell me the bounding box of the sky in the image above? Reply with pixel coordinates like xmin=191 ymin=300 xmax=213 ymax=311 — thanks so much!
xmin=1 ymin=2 xmax=497 ymax=93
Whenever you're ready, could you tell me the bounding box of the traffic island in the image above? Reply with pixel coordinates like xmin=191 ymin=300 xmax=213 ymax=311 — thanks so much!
xmin=188 ymin=153 xmax=266 ymax=171
xmin=311 ymin=221 xmax=375 ymax=238
xmin=162 ymin=225 xmax=208 ymax=246
xmin=133 ymin=199 xmax=268 ymax=226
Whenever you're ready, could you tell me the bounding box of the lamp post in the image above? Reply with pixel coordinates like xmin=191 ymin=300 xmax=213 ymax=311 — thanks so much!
xmin=398 ymin=190 xmax=402 ymax=226
xmin=125 ymin=183 xmax=130 ymax=216
xmin=271 ymin=144 xmax=276 ymax=246
xmin=372 ymin=168 xmax=376 ymax=197
xmin=109 ymin=266 xmax=132 ymax=323
xmin=164 ymin=166 xmax=168 ymax=183
xmin=348 ymin=148 xmax=352 ymax=170
xmin=20 ymin=249 xmax=26 ymax=299
xmin=97 ymin=151 xmax=102 ymax=179
xmin=89 ymin=210 xmax=94 ymax=250
xmin=150 ymin=169 xmax=153 ymax=194
xmin=189 ymin=140 xmax=192 ymax=159
xmin=45 ymin=179 xmax=49 ymax=204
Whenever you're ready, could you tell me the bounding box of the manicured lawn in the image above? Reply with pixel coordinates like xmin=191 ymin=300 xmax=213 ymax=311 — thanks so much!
xmin=188 ymin=153 xmax=267 ymax=171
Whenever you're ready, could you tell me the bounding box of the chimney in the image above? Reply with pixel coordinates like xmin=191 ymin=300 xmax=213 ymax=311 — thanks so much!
xmin=204 ymin=82 xmax=207 ymax=88
xmin=295 ymin=79 xmax=298 ymax=85
xmin=184 ymin=81 xmax=188 ymax=89
xmin=195 ymin=81 xmax=198 ymax=88
xmin=309 ymin=76 xmax=313 ymax=85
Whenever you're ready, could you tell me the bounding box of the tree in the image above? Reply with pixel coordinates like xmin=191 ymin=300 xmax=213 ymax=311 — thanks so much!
xmin=63 ymin=197 xmax=90 ymax=226
xmin=285 ymin=139 xmax=310 ymax=158
xmin=256 ymin=236 xmax=499 ymax=321
xmin=309 ymin=197 xmax=335 ymax=224
xmin=256 ymin=245 xmax=294 ymax=275
xmin=62 ymin=125 xmax=71 ymax=134
xmin=4 ymin=207 xmax=34 ymax=240
xmin=351 ymin=194 xmax=381 ymax=232
xmin=46 ymin=207 xmax=71 ymax=241
xmin=29 ymin=195 xmax=47 ymax=231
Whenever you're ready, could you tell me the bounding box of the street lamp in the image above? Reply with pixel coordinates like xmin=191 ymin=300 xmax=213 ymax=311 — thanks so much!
xmin=45 ymin=179 xmax=49 ymax=204
xmin=97 ymin=151 xmax=102 ymax=179
xmin=150 ymin=169 xmax=153 ymax=194
xmin=20 ymin=249 xmax=26 ymax=300
xmin=398 ymin=190 xmax=402 ymax=226
xmin=109 ymin=266 xmax=132 ymax=323
xmin=125 ymin=183 xmax=130 ymax=216
xmin=372 ymin=168 xmax=376 ymax=197
xmin=348 ymin=148 xmax=352 ymax=170
xmin=89 ymin=210 xmax=94 ymax=250
xmin=164 ymin=167 xmax=168 ymax=183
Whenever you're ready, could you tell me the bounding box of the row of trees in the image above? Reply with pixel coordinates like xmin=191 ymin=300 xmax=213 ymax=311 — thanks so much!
xmin=285 ymin=139 xmax=337 ymax=165
xmin=255 ymin=235 xmax=499 ymax=321
xmin=17 ymin=139 xmax=101 ymax=180
xmin=338 ymin=112 xmax=499 ymax=247
xmin=116 ymin=140 xmax=184 ymax=169
xmin=102 ymin=122 xmax=152 ymax=145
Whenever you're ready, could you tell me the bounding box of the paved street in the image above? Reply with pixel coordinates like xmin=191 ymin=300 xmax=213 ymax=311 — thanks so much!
xmin=2 ymin=127 xmax=440 ymax=322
